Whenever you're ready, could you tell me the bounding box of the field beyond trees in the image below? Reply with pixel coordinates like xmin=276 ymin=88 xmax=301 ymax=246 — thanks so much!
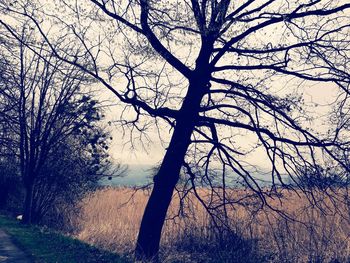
xmin=71 ymin=187 xmax=350 ymax=263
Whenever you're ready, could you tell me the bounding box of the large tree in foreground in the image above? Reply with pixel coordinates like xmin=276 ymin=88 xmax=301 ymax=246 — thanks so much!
xmin=1 ymin=0 xmax=350 ymax=260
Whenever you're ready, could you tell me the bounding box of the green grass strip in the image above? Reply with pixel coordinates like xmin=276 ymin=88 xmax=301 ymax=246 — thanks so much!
xmin=0 ymin=215 xmax=128 ymax=263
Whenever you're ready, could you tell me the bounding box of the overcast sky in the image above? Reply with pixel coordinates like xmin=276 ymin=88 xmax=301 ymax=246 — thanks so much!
xmin=106 ymin=80 xmax=339 ymax=166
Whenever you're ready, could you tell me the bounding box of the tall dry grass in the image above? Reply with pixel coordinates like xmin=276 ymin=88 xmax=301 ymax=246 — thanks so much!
xmin=71 ymin=187 xmax=350 ymax=262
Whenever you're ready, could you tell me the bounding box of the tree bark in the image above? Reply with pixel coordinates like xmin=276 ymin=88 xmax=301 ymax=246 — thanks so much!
xmin=135 ymin=79 xmax=206 ymax=261
xmin=23 ymin=181 xmax=34 ymax=224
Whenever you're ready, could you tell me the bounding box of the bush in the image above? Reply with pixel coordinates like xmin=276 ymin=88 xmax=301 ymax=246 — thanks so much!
xmin=29 ymin=133 xmax=114 ymax=229
xmin=167 ymin=222 xmax=266 ymax=263
xmin=0 ymin=161 xmax=23 ymax=213
xmin=296 ymin=165 xmax=348 ymax=190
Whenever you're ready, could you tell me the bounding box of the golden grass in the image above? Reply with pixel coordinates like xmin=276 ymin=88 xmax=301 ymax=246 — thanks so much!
xmin=72 ymin=187 xmax=350 ymax=262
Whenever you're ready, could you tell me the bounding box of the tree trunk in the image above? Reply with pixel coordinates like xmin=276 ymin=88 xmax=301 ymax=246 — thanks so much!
xmin=135 ymin=80 xmax=205 ymax=261
xmin=23 ymin=181 xmax=34 ymax=224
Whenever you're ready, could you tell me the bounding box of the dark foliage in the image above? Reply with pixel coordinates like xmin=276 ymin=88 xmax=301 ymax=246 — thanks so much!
xmin=296 ymin=165 xmax=349 ymax=190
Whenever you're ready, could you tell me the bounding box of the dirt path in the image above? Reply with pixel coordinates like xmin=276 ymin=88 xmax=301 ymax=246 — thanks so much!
xmin=0 ymin=229 xmax=31 ymax=263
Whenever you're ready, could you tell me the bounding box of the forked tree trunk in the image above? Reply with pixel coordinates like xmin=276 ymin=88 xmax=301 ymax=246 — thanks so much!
xmin=135 ymin=80 xmax=205 ymax=261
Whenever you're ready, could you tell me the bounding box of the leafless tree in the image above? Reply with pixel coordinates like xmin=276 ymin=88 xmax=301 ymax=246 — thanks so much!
xmin=0 ymin=30 xmax=17 ymax=158
xmin=0 ymin=26 xmax=115 ymax=223
xmin=1 ymin=0 xmax=350 ymax=261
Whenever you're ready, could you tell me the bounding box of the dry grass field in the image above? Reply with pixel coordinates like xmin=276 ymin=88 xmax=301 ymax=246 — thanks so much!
xmin=70 ymin=187 xmax=350 ymax=262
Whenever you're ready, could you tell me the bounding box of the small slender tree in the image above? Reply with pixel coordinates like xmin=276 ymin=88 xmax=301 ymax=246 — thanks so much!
xmin=0 ymin=27 xmax=115 ymax=223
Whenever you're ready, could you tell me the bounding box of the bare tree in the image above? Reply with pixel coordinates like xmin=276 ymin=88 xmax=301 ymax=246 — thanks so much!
xmin=0 ymin=26 xmax=114 ymax=223
xmin=1 ymin=0 xmax=350 ymax=260
xmin=0 ymin=30 xmax=17 ymax=158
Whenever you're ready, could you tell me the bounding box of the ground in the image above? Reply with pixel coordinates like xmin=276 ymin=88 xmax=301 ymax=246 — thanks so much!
xmin=0 ymin=215 xmax=127 ymax=263
xmin=0 ymin=229 xmax=30 ymax=262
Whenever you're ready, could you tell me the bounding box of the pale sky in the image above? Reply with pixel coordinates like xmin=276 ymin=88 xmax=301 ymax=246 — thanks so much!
xmin=104 ymin=80 xmax=339 ymax=166
xmin=1 ymin=0 xmax=347 ymax=169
